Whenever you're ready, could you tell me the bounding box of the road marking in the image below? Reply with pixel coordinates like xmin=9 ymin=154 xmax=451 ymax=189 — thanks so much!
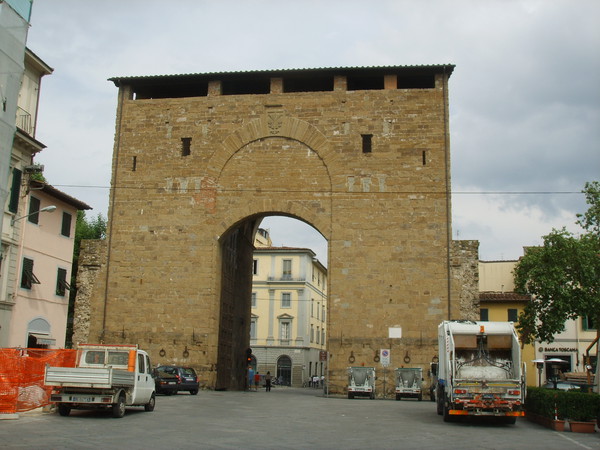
xmin=556 ymin=431 xmax=594 ymax=449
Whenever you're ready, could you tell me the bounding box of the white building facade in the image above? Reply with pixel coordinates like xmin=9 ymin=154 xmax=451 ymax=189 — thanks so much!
xmin=251 ymin=228 xmax=327 ymax=387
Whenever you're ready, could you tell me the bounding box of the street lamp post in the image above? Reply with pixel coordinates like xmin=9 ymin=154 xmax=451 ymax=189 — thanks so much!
xmin=11 ymin=205 xmax=57 ymax=225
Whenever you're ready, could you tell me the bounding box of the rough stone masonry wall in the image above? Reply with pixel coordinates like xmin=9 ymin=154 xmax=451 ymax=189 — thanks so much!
xmin=72 ymin=239 xmax=107 ymax=346
xmin=78 ymin=70 xmax=479 ymax=393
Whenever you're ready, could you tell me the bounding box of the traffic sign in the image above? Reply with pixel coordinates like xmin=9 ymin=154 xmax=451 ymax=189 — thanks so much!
xmin=380 ymin=349 xmax=390 ymax=366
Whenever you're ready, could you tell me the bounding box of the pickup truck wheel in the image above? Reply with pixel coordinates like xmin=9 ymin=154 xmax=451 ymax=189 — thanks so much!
xmin=57 ymin=404 xmax=71 ymax=417
xmin=112 ymin=395 xmax=126 ymax=418
xmin=190 ymin=389 xmax=198 ymax=395
xmin=144 ymin=393 xmax=155 ymax=412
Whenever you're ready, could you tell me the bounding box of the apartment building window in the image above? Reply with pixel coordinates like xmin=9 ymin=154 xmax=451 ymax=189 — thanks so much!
xmin=28 ymin=197 xmax=41 ymax=224
xmin=507 ymin=308 xmax=518 ymax=322
xmin=280 ymin=321 xmax=290 ymax=341
xmin=480 ymin=308 xmax=489 ymax=321
xmin=8 ymin=168 xmax=22 ymax=213
xmin=21 ymin=257 xmax=40 ymax=289
xmin=316 ymin=302 xmax=320 ymax=320
xmin=56 ymin=268 xmax=71 ymax=297
xmin=250 ymin=319 xmax=257 ymax=339
xmin=61 ymin=212 xmax=72 ymax=237
xmin=322 ymin=305 xmax=325 ymax=322
xmin=582 ymin=316 xmax=597 ymax=331
xmin=321 ymin=328 xmax=325 ymax=344
xmin=282 ymin=259 xmax=292 ymax=280
xmin=251 ymin=292 xmax=257 ymax=308
xmin=281 ymin=292 xmax=291 ymax=308
xmin=316 ymin=326 xmax=320 ymax=344
xmin=311 ymin=324 xmax=314 ymax=343
xmin=253 ymin=259 xmax=258 ymax=275
xmin=311 ymin=299 xmax=314 ymax=317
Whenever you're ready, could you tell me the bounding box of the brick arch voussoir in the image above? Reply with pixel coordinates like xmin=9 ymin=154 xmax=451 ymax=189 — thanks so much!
xmin=208 ymin=116 xmax=335 ymax=183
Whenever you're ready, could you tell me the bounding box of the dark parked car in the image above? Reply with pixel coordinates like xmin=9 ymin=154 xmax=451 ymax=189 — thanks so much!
xmin=153 ymin=368 xmax=180 ymax=395
xmin=155 ymin=366 xmax=200 ymax=395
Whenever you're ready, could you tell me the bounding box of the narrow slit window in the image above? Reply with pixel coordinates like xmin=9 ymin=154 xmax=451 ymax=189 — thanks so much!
xmin=181 ymin=137 xmax=192 ymax=156
xmin=132 ymin=156 xmax=137 ymax=171
xmin=422 ymin=150 xmax=427 ymax=166
xmin=362 ymin=134 xmax=372 ymax=153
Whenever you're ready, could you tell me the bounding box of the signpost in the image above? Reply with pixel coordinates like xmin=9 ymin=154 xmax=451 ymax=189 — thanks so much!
xmin=380 ymin=349 xmax=390 ymax=398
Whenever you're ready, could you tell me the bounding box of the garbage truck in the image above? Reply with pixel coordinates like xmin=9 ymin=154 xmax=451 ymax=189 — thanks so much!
xmin=395 ymin=367 xmax=423 ymax=401
xmin=347 ymin=366 xmax=375 ymax=399
xmin=435 ymin=321 xmax=526 ymax=423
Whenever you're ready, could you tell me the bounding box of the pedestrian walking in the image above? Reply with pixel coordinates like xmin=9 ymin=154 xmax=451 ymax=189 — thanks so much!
xmin=254 ymin=371 xmax=260 ymax=391
xmin=247 ymin=366 xmax=254 ymax=391
xmin=265 ymin=371 xmax=272 ymax=392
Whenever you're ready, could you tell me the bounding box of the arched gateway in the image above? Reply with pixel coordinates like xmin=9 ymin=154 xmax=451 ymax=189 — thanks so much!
xmin=77 ymin=65 xmax=476 ymax=395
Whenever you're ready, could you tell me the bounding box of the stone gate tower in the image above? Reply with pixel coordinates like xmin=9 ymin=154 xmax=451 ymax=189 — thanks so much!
xmin=79 ymin=65 xmax=465 ymax=393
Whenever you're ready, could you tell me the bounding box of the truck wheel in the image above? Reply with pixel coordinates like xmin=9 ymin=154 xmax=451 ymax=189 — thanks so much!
xmin=443 ymin=402 xmax=454 ymax=423
xmin=144 ymin=393 xmax=155 ymax=412
xmin=57 ymin=404 xmax=71 ymax=417
xmin=112 ymin=395 xmax=126 ymax=418
xmin=190 ymin=389 xmax=198 ymax=395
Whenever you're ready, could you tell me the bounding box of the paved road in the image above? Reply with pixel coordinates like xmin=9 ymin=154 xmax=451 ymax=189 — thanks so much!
xmin=2 ymin=388 xmax=599 ymax=449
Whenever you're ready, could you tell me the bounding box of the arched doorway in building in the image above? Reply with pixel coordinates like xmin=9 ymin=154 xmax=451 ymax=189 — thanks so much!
xmin=27 ymin=317 xmax=55 ymax=349
xmin=277 ymin=355 xmax=292 ymax=386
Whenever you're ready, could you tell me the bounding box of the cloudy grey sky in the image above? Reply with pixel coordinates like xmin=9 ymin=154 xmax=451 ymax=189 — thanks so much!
xmin=25 ymin=0 xmax=599 ymax=264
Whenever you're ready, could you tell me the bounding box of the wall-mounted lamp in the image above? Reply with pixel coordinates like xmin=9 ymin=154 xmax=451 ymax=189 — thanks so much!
xmin=11 ymin=205 xmax=57 ymax=225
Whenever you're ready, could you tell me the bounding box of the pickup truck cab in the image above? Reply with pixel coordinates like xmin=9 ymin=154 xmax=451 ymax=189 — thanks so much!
xmin=45 ymin=344 xmax=155 ymax=418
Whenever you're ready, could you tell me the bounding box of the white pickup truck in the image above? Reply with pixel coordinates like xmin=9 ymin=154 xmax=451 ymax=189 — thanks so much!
xmin=45 ymin=344 xmax=156 ymax=418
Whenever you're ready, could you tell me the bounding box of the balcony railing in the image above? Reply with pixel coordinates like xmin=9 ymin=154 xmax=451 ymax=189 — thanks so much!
xmin=16 ymin=107 xmax=34 ymax=136
xmin=267 ymin=276 xmax=305 ymax=282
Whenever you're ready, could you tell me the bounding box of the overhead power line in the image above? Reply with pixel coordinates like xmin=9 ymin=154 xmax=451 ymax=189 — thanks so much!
xmin=49 ymin=184 xmax=583 ymax=196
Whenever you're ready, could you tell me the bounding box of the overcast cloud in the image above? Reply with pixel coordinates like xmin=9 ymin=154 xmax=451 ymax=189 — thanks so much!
xmin=25 ymin=0 xmax=599 ymax=264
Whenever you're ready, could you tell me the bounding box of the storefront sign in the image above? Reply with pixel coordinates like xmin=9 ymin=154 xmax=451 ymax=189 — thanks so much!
xmin=538 ymin=347 xmax=577 ymax=353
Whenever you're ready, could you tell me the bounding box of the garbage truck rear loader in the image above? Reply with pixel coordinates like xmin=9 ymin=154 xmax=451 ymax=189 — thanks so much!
xmin=435 ymin=321 xmax=526 ymax=424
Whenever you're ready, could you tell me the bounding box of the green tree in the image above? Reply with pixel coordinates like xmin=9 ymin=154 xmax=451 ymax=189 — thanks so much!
xmin=514 ymin=181 xmax=600 ymax=347
xmin=65 ymin=211 xmax=107 ymax=347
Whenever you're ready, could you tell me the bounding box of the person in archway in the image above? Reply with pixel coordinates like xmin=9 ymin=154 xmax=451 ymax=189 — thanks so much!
xmin=265 ymin=371 xmax=272 ymax=392
xmin=247 ymin=366 xmax=254 ymax=391
xmin=254 ymin=371 xmax=260 ymax=391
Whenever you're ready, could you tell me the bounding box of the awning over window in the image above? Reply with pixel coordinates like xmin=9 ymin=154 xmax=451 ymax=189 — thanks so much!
xmin=29 ymin=333 xmax=56 ymax=345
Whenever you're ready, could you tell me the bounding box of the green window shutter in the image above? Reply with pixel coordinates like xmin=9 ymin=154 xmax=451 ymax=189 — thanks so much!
xmin=56 ymin=268 xmax=69 ymax=296
xmin=8 ymin=168 xmax=22 ymax=214
xmin=61 ymin=212 xmax=72 ymax=237
xmin=21 ymin=257 xmax=40 ymax=289
xmin=28 ymin=197 xmax=40 ymax=224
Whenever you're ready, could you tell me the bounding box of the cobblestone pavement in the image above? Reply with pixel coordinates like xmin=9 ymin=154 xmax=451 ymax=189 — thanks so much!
xmin=2 ymin=387 xmax=599 ymax=449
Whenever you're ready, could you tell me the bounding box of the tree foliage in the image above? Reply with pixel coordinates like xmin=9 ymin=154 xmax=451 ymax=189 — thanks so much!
xmin=514 ymin=181 xmax=600 ymax=344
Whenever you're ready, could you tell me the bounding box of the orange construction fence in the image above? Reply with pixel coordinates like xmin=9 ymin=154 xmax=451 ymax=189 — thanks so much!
xmin=0 ymin=348 xmax=76 ymax=415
